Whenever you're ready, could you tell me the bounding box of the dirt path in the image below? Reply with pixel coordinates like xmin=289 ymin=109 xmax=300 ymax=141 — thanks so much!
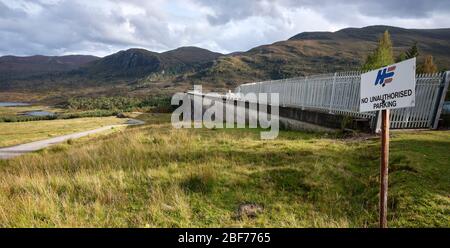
xmin=0 ymin=118 xmax=144 ymax=159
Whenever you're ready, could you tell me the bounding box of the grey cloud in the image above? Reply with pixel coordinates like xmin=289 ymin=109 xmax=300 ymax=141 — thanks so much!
xmin=351 ymin=0 xmax=450 ymax=18
xmin=0 ymin=0 xmax=175 ymax=55
xmin=0 ymin=1 xmax=27 ymax=18
xmin=0 ymin=0 xmax=449 ymax=56
xmin=196 ymin=0 xmax=450 ymax=25
xmin=201 ymin=0 xmax=282 ymax=25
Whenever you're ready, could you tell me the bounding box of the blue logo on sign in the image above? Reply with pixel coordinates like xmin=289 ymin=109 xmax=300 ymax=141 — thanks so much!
xmin=375 ymin=66 xmax=396 ymax=87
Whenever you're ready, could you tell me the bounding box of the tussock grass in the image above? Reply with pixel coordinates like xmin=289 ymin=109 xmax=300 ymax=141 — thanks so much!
xmin=0 ymin=116 xmax=128 ymax=147
xmin=0 ymin=105 xmax=61 ymax=116
xmin=0 ymin=113 xmax=448 ymax=227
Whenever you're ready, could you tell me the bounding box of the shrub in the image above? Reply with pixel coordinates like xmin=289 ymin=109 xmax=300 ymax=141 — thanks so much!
xmin=66 ymin=96 xmax=174 ymax=113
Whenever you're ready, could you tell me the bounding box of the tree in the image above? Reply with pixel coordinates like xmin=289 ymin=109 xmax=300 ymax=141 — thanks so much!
xmin=362 ymin=30 xmax=395 ymax=70
xmin=418 ymin=55 xmax=438 ymax=74
xmin=397 ymin=42 xmax=419 ymax=62
xmin=405 ymin=42 xmax=419 ymax=59
xmin=396 ymin=52 xmax=407 ymax=63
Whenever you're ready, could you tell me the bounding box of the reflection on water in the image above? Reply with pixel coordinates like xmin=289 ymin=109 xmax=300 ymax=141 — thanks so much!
xmin=0 ymin=102 xmax=30 ymax=107
xmin=23 ymin=111 xmax=55 ymax=117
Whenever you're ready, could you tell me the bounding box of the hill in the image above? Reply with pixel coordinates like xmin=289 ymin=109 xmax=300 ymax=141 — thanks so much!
xmin=0 ymin=25 xmax=449 ymax=101
xmin=0 ymin=55 xmax=99 ymax=81
xmin=185 ymin=26 xmax=450 ymax=89
xmin=78 ymin=46 xmax=223 ymax=79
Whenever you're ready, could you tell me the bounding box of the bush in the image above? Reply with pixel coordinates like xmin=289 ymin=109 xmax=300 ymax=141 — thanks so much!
xmin=0 ymin=115 xmax=57 ymax=123
xmin=0 ymin=110 xmax=118 ymax=123
xmin=67 ymin=97 xmax=140 ymax=111
xmin=67 ymin=96 xmax=173 ymax=113
xmin=58 ymin=110 xmax=118 ymax=119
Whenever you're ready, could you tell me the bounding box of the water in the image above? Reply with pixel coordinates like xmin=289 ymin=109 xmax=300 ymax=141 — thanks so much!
xmin=0 ymin=102 xmax=30 ymax=107
xmin=23 ymin=111 xmax=55 ymax=117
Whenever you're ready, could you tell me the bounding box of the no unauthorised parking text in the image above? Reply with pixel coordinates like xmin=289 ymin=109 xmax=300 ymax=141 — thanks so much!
xmin=360 ymin=58 xmax=416 ymax=112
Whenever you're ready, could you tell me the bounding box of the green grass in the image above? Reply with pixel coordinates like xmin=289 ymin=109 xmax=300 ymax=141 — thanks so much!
xmin=0 ymin=116 xmax=129 ymax=147
xmin=0 ymin=113 xmax=448 ymax=227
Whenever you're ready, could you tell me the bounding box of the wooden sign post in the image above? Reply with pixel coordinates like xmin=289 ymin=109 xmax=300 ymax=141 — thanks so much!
xmin=379 ymin=109 xmax=389 ymax=228
xmin=359 ymin=58 xmax=416 ymax=228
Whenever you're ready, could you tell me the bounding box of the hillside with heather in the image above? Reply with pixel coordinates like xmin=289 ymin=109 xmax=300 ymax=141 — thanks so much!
xmin=80 ymin=46 xmax=223 ymax=80
xmin=0 ymin=55 xmax=99 ymax=81
xmin=185 ymin=26 xmax=450 ymax=88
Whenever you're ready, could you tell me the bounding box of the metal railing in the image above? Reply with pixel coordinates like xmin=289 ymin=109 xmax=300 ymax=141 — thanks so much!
xmin=235 ymin=71 xmax=449 ymax=129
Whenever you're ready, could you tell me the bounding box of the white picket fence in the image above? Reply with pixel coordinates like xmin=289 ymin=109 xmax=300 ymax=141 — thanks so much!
xmin=235 ymin=71 xmax=450 ymax=129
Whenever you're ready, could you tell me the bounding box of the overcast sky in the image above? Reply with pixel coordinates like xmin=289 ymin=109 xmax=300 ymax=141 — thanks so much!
xmin=1 ymin=0 xmax=449 ymax=57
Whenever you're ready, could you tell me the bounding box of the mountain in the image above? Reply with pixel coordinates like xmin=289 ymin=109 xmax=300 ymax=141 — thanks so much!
xmin=0 ymin=55 xmax=99 ymax=81
xmin=163 ymin=46 xmax=224 ymax=65
xmin=186 ymin=26 xmax=450 ymax=88
xmin=290 ymin=25 xmax=450 ymax=60
xmin=80 ymin=46 xmax=223 ymax=79
xmin=1 ymin=25 xmax=449 ymax=101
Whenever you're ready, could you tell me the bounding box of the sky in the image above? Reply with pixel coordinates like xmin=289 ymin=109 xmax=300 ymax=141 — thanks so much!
xmin=1 ymin=0 xmax=449 ymax=57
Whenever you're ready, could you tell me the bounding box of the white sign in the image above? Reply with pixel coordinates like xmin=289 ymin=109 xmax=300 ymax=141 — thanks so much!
xmin=359 ymin=58 xmax=416 ymax=112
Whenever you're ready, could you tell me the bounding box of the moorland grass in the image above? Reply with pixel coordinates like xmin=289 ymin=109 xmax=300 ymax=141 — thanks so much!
xmin=0 ymin=116 xmax=128 ymax=147
xmin=0 ymin=105 xmax=62 ymax=116
xmin=0 ymin=113 xmax=448 ymax=227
